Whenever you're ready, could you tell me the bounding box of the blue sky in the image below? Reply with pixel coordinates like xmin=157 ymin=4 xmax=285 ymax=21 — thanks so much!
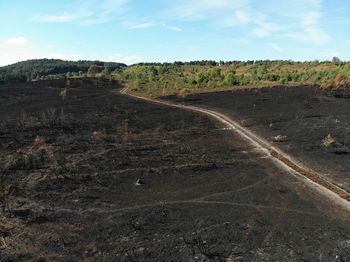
xmin=1 ymin=0 xmax=349 ymax=66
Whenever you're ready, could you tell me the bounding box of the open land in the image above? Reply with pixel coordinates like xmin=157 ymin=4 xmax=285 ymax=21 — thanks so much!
xmin=166 ymin=86 xmax=350 ymax=193
xmin=0 ymin=79 xmax=350 ymax=261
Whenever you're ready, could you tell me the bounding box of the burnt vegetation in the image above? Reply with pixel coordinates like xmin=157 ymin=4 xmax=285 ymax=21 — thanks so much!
xmin=0 ymin=61 xmax=350 ymax=260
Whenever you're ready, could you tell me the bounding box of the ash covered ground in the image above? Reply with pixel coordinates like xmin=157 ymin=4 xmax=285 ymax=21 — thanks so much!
xmin=0 ymin=80 xmax=349 ymax=261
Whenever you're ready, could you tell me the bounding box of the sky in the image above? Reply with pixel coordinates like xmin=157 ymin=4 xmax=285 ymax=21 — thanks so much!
xmin=1 ymin=0 xmax=350 ymax=66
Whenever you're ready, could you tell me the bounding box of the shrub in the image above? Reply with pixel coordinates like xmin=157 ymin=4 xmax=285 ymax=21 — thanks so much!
xmin=88 ymin=64 xmax=103 ymax=75
xmin=333 ymin=74 xmax=350 ymax=89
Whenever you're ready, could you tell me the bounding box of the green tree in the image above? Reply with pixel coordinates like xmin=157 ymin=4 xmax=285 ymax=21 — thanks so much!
xmin=224 ymin=71 xmax=239 ymax=86
xmin=332 ymin=57 xmax=340 ymax=64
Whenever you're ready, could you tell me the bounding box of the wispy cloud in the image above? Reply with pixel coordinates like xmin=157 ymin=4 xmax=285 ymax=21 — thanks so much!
xmin=126 ymin=21 xmax=182 ymax=32
xmin=161 ymin=0 xmax=330 ymax=44
xmin=222 ymin=10 xmax=252 ymax=27
xmin=165 ymin=0 xmax=247 ymax=22
xmin=253 ymin=20 xmax=282 ymax=38
xmin=49 ymin=53 xmax=82 ymax=60
xmin=5 ymin=37 xmax=29 ymax=46
xmin=169 ymin=0 xmax=225 ymax=21
xmin=1 ymin=37 xmax=83 ymax=66
xmin=302 ymin=11 xmax=330 ymax=44
xmin=0 ymin=36 xmax=143 ymax=66
xmin=128 ymin=22 xmax=156 ymax=29
xmin=268 ymin=43 xmax=283 ymax=53
xmin=1 ymin=37 xmax=36 ymax=66
xmin=33 ymin=0 xmax=130 ymax=25
xmin=104 ymin=54 xmax=145 ymax=64
xmin=162 ymin=24 xmax=182 ymax=32
xmin=285 ymin=11 xmax=330 ymax=45
xmin=34 ymin=10 xmax=92 ymax=23
xmin=234 ymin=10 xmax=251 ymax=24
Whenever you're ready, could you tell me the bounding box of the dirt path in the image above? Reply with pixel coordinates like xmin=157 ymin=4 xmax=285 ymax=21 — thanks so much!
xmin=120 ymin=88 xmax=350 ymax=211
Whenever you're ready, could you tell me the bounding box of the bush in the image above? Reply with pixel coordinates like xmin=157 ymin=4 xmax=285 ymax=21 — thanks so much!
xmin=88 ymin=64 xmax=103 ymax=75
xmin=333 ymin=74 xmax=350 ymax=89
xmin=223 ymin=72 xmax=239 ymax=86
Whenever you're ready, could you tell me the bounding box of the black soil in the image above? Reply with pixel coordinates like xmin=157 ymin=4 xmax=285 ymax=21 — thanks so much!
xmin=167 ymin=86 xmax=350 ymax=193
xmin=0 ymin=80 xmax=350 ymax=261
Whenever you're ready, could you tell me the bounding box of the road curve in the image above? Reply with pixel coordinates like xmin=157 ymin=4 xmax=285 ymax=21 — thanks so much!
xmin=120 ymin=87 xmax=350 ymax=210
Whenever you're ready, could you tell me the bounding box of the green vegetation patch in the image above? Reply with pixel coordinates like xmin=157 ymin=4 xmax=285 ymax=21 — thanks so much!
xmin=1 ymin=59 xmax=350 ymax=97
xmin=115 ymin=60 xmax=350 ymax=96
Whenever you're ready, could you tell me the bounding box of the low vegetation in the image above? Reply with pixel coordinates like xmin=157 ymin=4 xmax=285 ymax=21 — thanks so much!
xmin=1 ymin=58 xmax=350 ymax=97
xmin=116 ymin=59 xmax=350 ymax=96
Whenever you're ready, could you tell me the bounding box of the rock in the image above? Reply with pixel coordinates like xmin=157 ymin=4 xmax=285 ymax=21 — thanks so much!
xmin=135 ymin=179 xmax=145 ymax=186
xmin=273 ymin=135 xmax=288 ymax=142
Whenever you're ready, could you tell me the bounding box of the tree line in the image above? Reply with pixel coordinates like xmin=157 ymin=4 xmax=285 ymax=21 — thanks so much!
xmin=115 ymin=58 xmax=350 ymax=96
xmin=1 ymin=58 xmax=350 ymax=95
xmin=0 ymin=59 xmax=126 ymax=84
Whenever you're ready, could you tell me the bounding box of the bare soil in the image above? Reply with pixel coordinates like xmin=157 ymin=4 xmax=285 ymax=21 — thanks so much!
xmin=0 ymin=80 xmax=350 ymax=261
xmin=167 ymin=86 xmax=350 ymax=193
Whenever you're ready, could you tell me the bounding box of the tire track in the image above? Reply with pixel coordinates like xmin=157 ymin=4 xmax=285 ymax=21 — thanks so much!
xmin=108 ymin=199 xmax=324 ymax=216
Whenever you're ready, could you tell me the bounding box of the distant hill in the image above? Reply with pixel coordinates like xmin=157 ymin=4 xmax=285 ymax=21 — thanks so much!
xmin=0 ymin=59 xmax=127 ymax=84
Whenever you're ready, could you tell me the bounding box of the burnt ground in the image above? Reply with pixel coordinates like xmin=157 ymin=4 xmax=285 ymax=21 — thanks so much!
xmin=167 ymin=87 xmax=350 ymax=193
xmin=0 ymin=80 xmax=350 ymax=261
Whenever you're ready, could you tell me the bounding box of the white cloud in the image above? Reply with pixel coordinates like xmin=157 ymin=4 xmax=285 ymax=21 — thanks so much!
xmin=126 ymin=22 xmax=182 ymax=32
xmin=253 ymin=20 xmax=282 ymax=38
xmin=284 ymin=11 xmax=330 ymax=45
xmin=49 ymin=53 xmax=82 ymax=61
xmin=235 ymin=10 xmax=251 ymax=24
xmin=162 ymin=24 xmax=182 ymax=32
xmin=128 ymin=22 xmax=156 ymax=29
xmin=302 ymin=11 xmax=330 ymax=44
xmin=166 ymin=1 xmax=282 ymax=39
xmin=104 ymin=54 xmax=145 ymax=64
xmin=223 ymin=10 xmax=252 ymax=27
xmin=5 ymin=37 xmax=29 ymax=46
xmin=163 ymin=0 xmax=330 ymax=46
xmin=34 ymin=10 xmax=92 ymax=23
xmin=34 ymin=0 xmax=130 ymax=25
xmin=221 ymin=37 xmax=251 ymax=45
xmin=268 ymin=43 xmax=283 ymax=53
xmin=305 ymin=0 xmax=322 ymax=8
xmin=0 ymin=44 xmax=82 ymax=66
xmin=0 ymin=36 xmax=143 ymax=66
xmin=1 ymin=39 xmax=37 ymax=66
xmin=253 ymin=28 xmax=269 ymax=38
xmin=166 ymin=0 xmax=247 ymax=21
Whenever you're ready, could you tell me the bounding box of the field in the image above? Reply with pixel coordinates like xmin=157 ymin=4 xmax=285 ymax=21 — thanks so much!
xmin=166 ymin=86 xmax=350 ymax=193
xmin=0 ymin=79 xmax=350 ymax=261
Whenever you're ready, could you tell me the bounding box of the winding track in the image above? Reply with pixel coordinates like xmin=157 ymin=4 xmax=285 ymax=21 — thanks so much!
xmin=120 ymin=88 xmax=350 ymax=210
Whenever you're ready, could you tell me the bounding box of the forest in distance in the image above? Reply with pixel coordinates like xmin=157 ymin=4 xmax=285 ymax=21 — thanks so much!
xmin=1 ymin=58 xmax=350 ymax=96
